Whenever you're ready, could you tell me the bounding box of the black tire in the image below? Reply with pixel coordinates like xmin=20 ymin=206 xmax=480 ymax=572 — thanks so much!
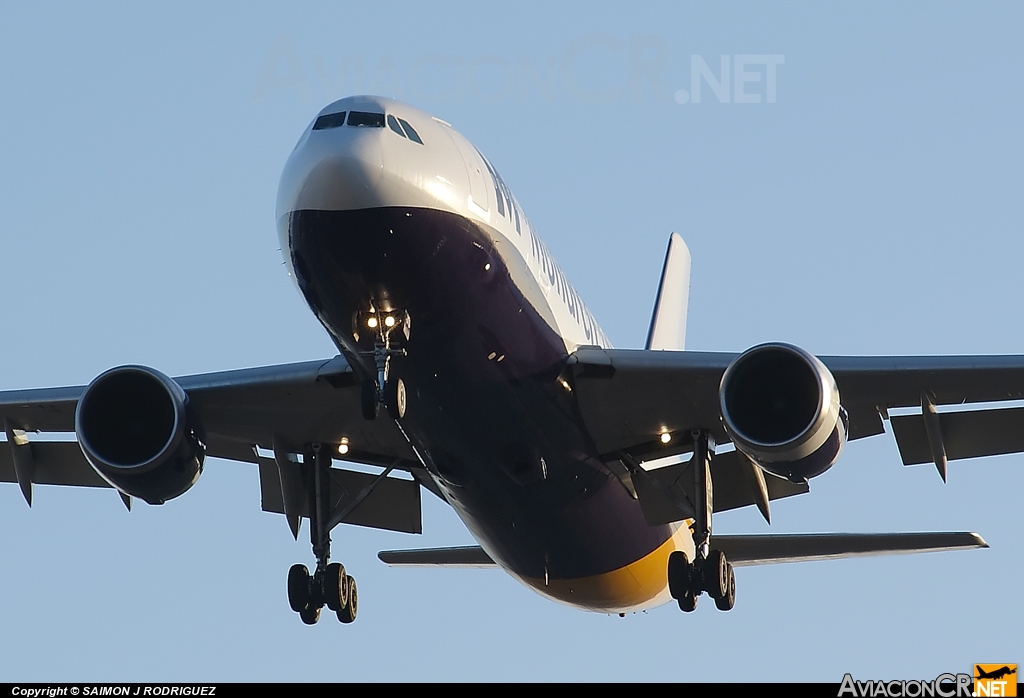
xmin=385 ymin=377 xmax=407 ymax=420
xmin=704 ymin=550 xmax=729 ymax=600
xmin=299 ymin=605 xmax=321 ymax=625
xmin=287 ymin=563 xmax=311 ymax=613
xmin=715 ymin=562 xmax=736 ymax=611
xmin=677 ymin=592 xmax=698 ymax=613
xmin=361 ymin=379 xmax=379 ymax=421
xmin=667 ymin=551 xmax=691 ymax=600
xmin=337 ymin=575 xmax=358 ymax=624
xmin=324 ymin=562 xmax=348 ymax=612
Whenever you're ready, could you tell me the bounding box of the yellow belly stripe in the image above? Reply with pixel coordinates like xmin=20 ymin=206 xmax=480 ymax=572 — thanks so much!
xmin=519 ymin=523 xmax=695 ymax=614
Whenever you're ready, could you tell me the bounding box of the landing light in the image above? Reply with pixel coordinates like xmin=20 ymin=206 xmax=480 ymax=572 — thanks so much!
xmin=384 ymin=315 xmax=396 ymax=328
xmin=484 ymin=263 xmax=491 ymax=271
xmin=366 ymin=317 xmax=378 ymax=329
xmin=338 ymin=438 xmax=350 ymax=455
xmin=660 ymin=432 xmax=672 ymax=444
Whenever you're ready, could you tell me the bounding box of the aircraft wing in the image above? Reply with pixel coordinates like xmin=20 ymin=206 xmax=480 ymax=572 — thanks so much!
xmin=0 ymin=355 xmax=427 ymax=533
xmin=569 ymin=347 xmax=1024 ymax=464
xmin=0 ymin=355 xmax=416 ymax=465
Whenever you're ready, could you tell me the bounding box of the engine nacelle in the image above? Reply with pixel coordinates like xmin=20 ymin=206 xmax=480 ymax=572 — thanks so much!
xmin=75 ymin=366 xmax=205 ymax=504
xmin=720 ymin=343 xmax=847 ymax=482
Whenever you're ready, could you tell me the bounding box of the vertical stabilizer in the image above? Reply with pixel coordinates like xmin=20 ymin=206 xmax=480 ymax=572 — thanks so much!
xmin=645 ymin=233 xmax=691 ymax=350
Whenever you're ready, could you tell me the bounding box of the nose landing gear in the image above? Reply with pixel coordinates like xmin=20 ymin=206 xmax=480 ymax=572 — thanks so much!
xmin=358 ymin=309 xmax=409 ymax=422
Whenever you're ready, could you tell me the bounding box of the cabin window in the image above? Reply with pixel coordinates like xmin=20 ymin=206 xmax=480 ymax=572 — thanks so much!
xmin=348 ymin=111 xmax=385 ymax=128
xmin=312 ymin=112 xmax=347 ymax=130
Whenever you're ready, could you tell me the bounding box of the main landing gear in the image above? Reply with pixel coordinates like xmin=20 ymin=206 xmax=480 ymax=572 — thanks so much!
xmin=667 ymin=430 xmax=736 ymax=613
xmin=286 ymin=443 xmax=359 ymax=624
xmin=359 ymin=309 xmax=409 ymax=422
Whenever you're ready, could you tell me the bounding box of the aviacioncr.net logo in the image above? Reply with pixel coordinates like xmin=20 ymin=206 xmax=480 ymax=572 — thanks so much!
xmin=839 ymin=673 xmax=973 ymax=697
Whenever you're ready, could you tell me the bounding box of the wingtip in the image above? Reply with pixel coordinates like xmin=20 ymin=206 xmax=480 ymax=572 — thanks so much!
xmin=971 ymin=533 xmax=990 ymax=549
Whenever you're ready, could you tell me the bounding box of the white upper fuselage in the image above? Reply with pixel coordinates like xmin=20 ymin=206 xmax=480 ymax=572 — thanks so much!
xmin=276 ymin=95 xmax=612 ymax=352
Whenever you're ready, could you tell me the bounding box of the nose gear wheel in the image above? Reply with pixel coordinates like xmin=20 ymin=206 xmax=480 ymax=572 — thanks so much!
xmin=358 ymin=308 xmax=410 ymax=422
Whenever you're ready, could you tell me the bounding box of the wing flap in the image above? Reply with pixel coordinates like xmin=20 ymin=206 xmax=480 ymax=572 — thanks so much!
xmin=0 ymin=440 xmax=109 ymax=488
xmin=890 ymin=406 xmax=1024 ymax=465
xmin=258 ymin=458 xmax=422 ymax=535
xmin=630 ymin=449 xmax=808 ymax=526
xmin=714 ymin=532 xmax=988 ymax=567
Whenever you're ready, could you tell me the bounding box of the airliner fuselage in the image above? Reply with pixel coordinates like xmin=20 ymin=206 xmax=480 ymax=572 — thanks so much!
xmin=276 ymin=95 xmax=689 ymax=612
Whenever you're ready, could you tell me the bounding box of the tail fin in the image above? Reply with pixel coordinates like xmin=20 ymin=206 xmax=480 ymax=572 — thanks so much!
xmin=645 ymin=233 xmax=691 ymax=350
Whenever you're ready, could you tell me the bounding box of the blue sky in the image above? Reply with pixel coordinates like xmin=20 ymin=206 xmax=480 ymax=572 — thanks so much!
xmin=0 ymin=2 xmax=1021 ymax=682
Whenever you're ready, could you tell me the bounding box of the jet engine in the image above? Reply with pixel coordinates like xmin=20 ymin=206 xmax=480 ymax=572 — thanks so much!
xmin=719 ymin=343 xmax=847 ymax=482
xmin=75 ymin=366 xmax=205 ymax=504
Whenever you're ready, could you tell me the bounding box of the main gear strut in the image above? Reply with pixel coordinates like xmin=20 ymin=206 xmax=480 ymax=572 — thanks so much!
xmin=286 ymin=443 xmax=358 ymax=624
xmin=667 ymin=430 xmax=736 ymax=612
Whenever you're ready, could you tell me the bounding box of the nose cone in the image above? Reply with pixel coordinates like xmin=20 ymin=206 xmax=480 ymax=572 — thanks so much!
xmin=276 ymin=127 xmax=385 ymax=217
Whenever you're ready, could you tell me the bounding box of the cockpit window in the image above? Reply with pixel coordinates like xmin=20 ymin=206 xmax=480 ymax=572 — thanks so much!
xmin=386 ymin=114 xmax=406 ymax=137
xmin=398 ymin=118 xmax=423 ymax=144
xmin=312 ymin=112 xmax=347 ymax=130
xmin=348 ymin=111 xmax=385 ymax=128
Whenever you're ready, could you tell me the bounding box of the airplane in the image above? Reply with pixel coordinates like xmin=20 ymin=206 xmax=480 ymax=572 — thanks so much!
xmin=1 ymin=94 xmax=1020 ymax=625
xmin=975 ymin=667 xmax=1016 ymax=681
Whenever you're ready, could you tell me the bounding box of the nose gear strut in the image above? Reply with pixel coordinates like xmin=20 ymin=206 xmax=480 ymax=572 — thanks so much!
xmin=358 ymin=309 xmax=409 ymax=421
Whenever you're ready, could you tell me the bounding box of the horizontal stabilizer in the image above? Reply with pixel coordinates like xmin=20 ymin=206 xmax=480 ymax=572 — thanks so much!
xmin=715 ymin=532 xmax=988 ymax=567
xmin=380 ymin=532 xmax=987 ymax=570
xmin=378 ymin=545 xmax=497 ymax=567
